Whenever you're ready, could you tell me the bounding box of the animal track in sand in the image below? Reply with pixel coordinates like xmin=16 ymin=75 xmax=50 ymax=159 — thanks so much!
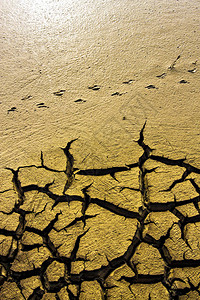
xmin=122 ymin=80 xmax=134 ymax=84
xmin=53 ymin=90 xmax=66 ymax=96
xmin=179 ymin=80 xmax=189 ymax=84
xmin=74 ymin=99 xmax=86 ymax=103
xmin=188 ymin=68 xmax=197 ymax=73
xmin=111 ymin=92 xmax=124 ymax=96
xmin=88 ymin=85 xmax=101 ymax=91
xmin=21 ymin=95 xmax=32 ymax=101
xmin=7 ymin=107 xmax=17 ymax=113
xmin=1 ymin=123 xmax=200 ymax=299
xmin=36 ymin=103 xmax=49 ymax=108
xmin=145 ymin=85 xmax=157 ymax=89
xmin=156 ymin=73 xmax=167 ymax=79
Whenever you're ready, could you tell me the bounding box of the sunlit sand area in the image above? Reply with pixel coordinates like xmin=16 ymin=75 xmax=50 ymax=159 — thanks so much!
xmin=0 ymin=0 xmax=200 ymax=299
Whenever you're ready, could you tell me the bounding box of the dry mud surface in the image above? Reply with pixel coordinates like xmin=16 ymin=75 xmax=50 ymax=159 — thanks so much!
xmin=1 ymin=124 xmax=200 ymax=299
xmin=1 ymin=0 xmax=200 ymax=299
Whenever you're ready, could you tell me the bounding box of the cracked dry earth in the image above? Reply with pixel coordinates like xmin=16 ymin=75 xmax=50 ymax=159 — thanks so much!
xmin=1 ymin=123 xmax=200 ymax=300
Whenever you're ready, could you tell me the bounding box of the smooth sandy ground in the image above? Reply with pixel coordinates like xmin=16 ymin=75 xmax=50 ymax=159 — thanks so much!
xmin=0 ymin=0 xmax=199 ymax=171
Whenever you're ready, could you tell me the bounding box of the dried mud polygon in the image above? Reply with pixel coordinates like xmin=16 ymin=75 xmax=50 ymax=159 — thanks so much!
xmin=1 ymin=124 xmax=200 ymax=299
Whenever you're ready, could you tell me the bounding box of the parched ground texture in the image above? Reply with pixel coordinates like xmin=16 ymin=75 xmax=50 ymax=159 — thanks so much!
xmin=1 ymin=123 xmax=200 ymax=300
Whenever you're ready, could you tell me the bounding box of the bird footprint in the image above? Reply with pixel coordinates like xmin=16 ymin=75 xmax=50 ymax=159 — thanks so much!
xmin=88 ymin=85 xmax=100 ymax=91
xmin=53 ymin=90 xmax=66 ymax=96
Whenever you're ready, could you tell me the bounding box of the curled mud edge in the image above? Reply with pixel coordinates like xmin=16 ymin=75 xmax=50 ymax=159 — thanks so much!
xmin=1 ymin=123 xmax=200 ymax=299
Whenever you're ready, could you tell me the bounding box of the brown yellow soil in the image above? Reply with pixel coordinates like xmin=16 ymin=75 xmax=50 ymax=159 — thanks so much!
xmin=0 ymin=0 xmax=200 ymax=299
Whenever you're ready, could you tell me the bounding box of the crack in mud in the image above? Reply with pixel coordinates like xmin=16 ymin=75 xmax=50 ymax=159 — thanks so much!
xmin=1 ymin=124 xmax=200 ymax=299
